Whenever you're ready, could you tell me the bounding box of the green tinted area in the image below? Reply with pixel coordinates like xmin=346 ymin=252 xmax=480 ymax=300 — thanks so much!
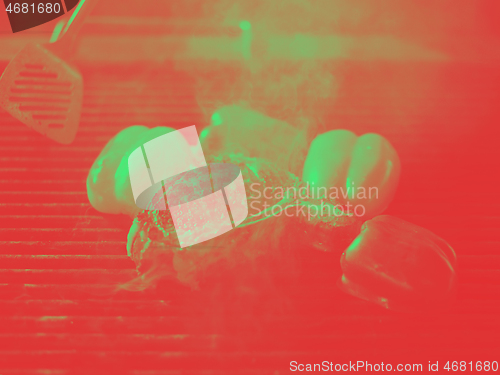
xmin=239 ymin=20 xmax=251 ymax=31
xmin=211 ymin=112 xmax=223 ymax=126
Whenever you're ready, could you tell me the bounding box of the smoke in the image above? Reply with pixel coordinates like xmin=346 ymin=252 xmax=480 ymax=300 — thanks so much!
xmin=113 ymin=1 xmax=350 ymax=324
xmin=174 ymin=0 xmax=341 ymax=137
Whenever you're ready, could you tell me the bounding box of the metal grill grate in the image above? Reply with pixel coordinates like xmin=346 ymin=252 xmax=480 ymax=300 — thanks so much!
xmin=0 ymin=60 xmax=499 ymax=373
